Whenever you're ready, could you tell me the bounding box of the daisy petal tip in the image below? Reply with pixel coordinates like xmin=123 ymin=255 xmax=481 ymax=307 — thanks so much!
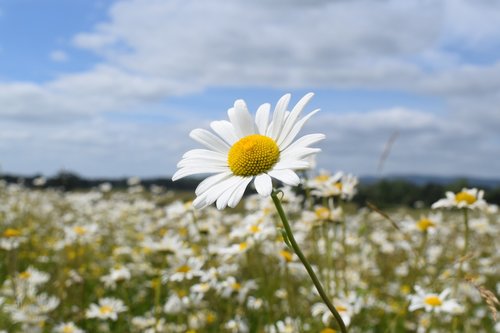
xmin=234 ymin=99 xmax=247 ymax=109
xmin=192 ymin=197 xmax=207 ymax=210
xmin=172 ymin=172 xmax=182 ymax=182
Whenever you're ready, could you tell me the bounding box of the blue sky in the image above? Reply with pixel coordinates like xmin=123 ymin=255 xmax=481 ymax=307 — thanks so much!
xmin=1 ymin=0 xmax=500 ymax=178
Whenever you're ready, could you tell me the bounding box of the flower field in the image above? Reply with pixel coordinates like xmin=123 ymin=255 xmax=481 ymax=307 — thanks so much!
xmin=0 ymin=176 xmax=498 ymax=333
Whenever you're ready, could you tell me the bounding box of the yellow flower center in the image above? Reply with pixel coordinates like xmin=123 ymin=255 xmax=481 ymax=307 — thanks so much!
xmin=176 ymin=265 xmax=191 ymax=273
xmin=3 ymin=228 xmax=21 ymax=238
xmin=315 ymin=207 xmax=330 ymax=220
xmin=228 ymin=134 xmax=279 ymax=176
xmin=424 ymin=295 xmax=442 ymax=307
xmin=73 ymin=226 xmax=87 ymax=235
xmin=19 ymin=271 xmax=31 ymax=279
xmin=231 ymin=282 xmax=241 ymax=291
xmin=315 ymin=174 xmax=330 ymax=182
xmin=455 ymin=191 xmax=476 ymax=205
xmin=62 ymin=325 xmax=75 ymax=333
xmin=239 ymin=242 xmax=248 ymax=250
xmin=99 ymin=305 xmax=113 ymax=314
xmin=250 ymin=225 xmax=261 ymax=233
xmin=178 ymin=227 xmax=188 ymax=237
xmin=321 ymin=329 xmax=337 ymax=333
xmin=279 ymin=250 xmax=293 ymax=262
xmin=417 ymin=218 xmax=435 ymax=232
xmin=336 ymin=305 xmax=347 ymax=312
xmin=206 ymin=313 xmax=216 ymax=323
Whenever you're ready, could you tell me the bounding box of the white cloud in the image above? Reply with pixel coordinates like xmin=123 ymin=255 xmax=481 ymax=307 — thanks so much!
xmin=1 ymin=0 xmax=499 ymax=177
xmin=442 ymin=0 xmax=500 ymax=48
xmin=72 ymin=0 xmax=441 ymax=88
xmin=49 ymin=50 xmax=68 ymax=62
xmin=311 ymin=108 xmax=500 ymax=178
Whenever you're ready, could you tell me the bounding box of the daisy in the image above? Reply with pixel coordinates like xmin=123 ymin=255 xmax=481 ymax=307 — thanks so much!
xmin=312 ymin=298 xmax=356 ymax=327
xmin=173 ymin=93 xmax=324 ymax=209
xmin=408 ymin=286 xmax=462 ymax=313
xmin=100 ymin=266 xmax=131 ymax=289
xmin=431 ymin=188 xmax=487 ymax=210
xmin=53 ymin=322 xmax=85 ymax=333
xmin=85 ymin=297 xmax=127 ymax=321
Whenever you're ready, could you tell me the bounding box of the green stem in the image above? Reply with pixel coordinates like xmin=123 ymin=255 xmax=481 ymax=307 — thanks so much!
xmin=340 ymin=200 xmax=348 ymax=296
xmin=462 ymin=208 xmax=469 ymax=262
xmin=455 ymin=208 xmax=470 ymax=293
xmin=271 ymin=190 xmax=347 ymax=333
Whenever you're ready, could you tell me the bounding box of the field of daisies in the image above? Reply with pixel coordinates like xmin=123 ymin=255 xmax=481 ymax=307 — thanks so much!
xmin=0 ymin=173 xmax=498 ymax=333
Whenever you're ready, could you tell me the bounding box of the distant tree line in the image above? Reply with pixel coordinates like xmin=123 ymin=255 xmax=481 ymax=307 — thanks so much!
xmin=1 ymin=171 xmax=499 ymax=208
xmin=352 ymin=178 xmax=500 ymax=208
xmin=0 ymin=171 xmax=199 ymax=192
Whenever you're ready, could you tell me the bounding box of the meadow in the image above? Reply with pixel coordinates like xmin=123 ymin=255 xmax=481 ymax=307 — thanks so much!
xmin=0 ymin=174 xmax=498 ymax=333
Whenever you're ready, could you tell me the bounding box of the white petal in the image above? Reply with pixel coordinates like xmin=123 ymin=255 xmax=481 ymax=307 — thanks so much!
xmin=280 ymin=134 xmax=325 ymax=155
xmin=177 ymin=157 xmax=227 ymax=168
xmin=210 ymin=120 xmax=239 ymax=145
xmin=216 ymin=189 xmax=232 ymax=210
xmin=267 ymin=94 xmax=290 ymax=139
xmin=277 ymin=93 xmax=314 ymax=145
xmin=205 ymin=176 xmax=243 ymax=206
xmin=254 ymin=174 xmax=273 ymax=197
xmin=172 ymin=166 xmax=229 ymax=181
xmin=216 ymin=184 xmax=241 ymax=210
xmin=193 ymin=195 xmax=209 ymax=209
xmin=228 ymin=100 xmax=255 ymax=137
xmin=439 ymin=288 xmax=451 ymax=299
xmin=195 ymin=171 xmax=232 ymax=196
xmin=268 ymin=169 xmax=301 ymax=186
xmin=190 ymin=128 xmax=230 ymax=153
xmin=183 ymin=149 xmax=227 ymax=161
xmin=280 ymin=147 xmax=321 ymax=161
xmin=255 ymin=103 xmax=271 ymax=135
xmin=278 ymin=109 xmax=320 ymax=150
xmin=273 ymin=160 xmax=310 ymax=170
xmin=194 ymin=176 xmax=241 ymax=208
xmin=228 ymin=177 xmax=253 ymax=208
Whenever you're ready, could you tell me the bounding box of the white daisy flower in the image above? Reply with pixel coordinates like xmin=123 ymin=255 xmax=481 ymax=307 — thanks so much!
xmin=408 ymin=286 xmax=462 ymax=313
xmin=53 ymin=322 xmax=85 ymax=333
xmin=431 ymin=188 xmax=487 ymax=210
xmin=173 ymin=93 xmax=324 ymax=209
xmin=85 ymin=297 xmax=127 ymax=321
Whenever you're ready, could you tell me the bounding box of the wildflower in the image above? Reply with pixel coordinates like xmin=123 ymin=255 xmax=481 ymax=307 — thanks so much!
xmin=4 ymin=293 xmax=59 ymax=326
xmin=100 ymin=266 xmax=131 ymax=289
xmin=408 ymin=286 xmax=462 ymax=313
xmin=17 ymin=267 xmax=50 ymax=287
xmin=312 ymin=299 xmax=356 ymax=327
xmin=173 ymin=93 xmax=324 ymax=209
xmin=307 ymin=171 xmax=358 ymax=200
xmin=53 ymin=322 xmax=85 ymax=333
xmin=225 ymin=315 xmax=249 ymax=333
xmin=164 ymin=291 xmax=205 ymax=315
xmin=404 ymin=213 xmax=442 ymax=234
xmin=266 ymin=317 xmax=302 ymax=333
xmin=85 ymin=297 xmax=127 ymax=321
xmin=168 ymin=257 xmax=205 ymax=282
xmin=32 ymin=176 xmax=46 ymax=187
xmin=320 ymin=329 xmax=337 ymax=333
xmin=216 ymin=276 xmax=257 ymax=303
xmin=98 ymin=182 xmax=112 ymax=192
xmin=1 ymin=228 xmax=25 ymax=250
xmin=431 ymin=188 xmax=487 ymax=210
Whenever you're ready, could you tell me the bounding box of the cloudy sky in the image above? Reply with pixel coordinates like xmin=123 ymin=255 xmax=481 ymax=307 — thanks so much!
xmin=1 ymin=0 xmax=499 ymax=179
